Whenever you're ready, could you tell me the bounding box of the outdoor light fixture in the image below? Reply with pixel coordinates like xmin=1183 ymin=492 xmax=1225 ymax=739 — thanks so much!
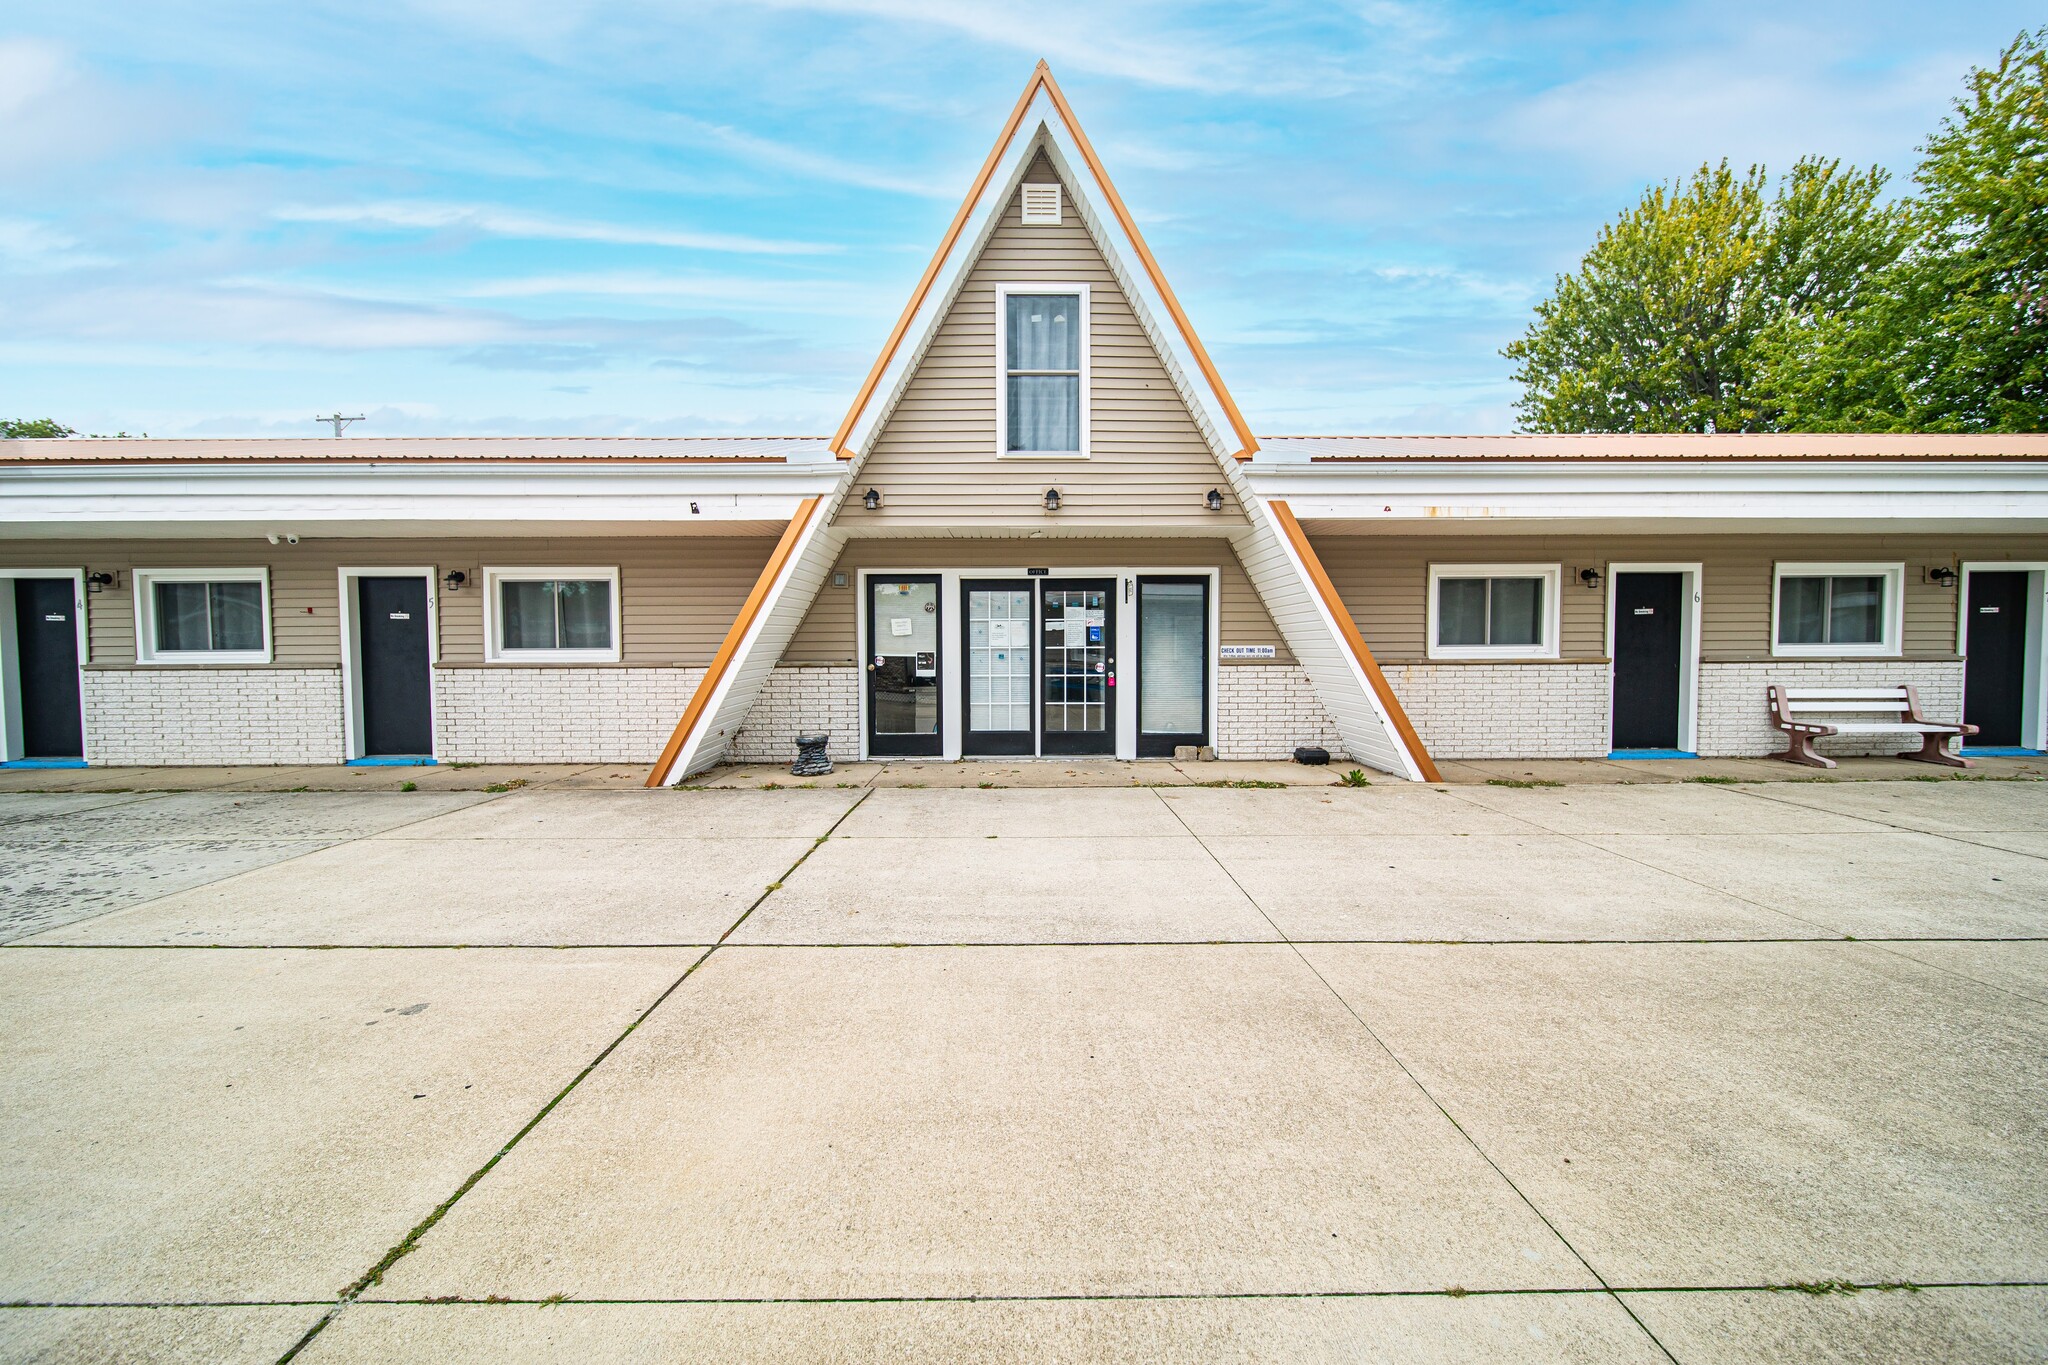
xmin=86 ymin=572 xmax=114 ymax=593
xmin=690 ymin=501 xmax=700 ymax=514
xmin=862 ymin=487 xmax=882 ymax=510
xmin=442 ymin=570 xmax=468 ymax=593
xmin=1043 ymin=487 xmax=1061 ymax=512
xmin=1928 ymin=566 xmax=1958 ymax=588
xmin=1205 ymin=488 xmax=1225 ymax=512
xmin=1578 ymin=567 xmax=1603 ymax=589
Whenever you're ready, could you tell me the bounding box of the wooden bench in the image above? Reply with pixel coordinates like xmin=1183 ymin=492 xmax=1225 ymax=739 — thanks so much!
xmin=1767 ymin=685 xmax=1976 ymax=769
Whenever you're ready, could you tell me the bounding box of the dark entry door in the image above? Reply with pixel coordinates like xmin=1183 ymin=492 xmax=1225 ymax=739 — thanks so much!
xmin=14 ymin=579 xmax=84 ymax=759
xmin=358 ymin=577 xmax=433 ymax=756
xmin=1039 ymin=578 xmax=1115 ymax=756
xmin=1611 ymin=572 xmax=1683 ymax=750
xmin=868 ymin=576 xmax=942 ymax=757
xmin=1964 ymin=571 xmax=2029 ymax=748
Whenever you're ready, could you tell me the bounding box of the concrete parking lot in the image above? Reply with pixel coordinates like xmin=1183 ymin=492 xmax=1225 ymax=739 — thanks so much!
xmin=2 ymin=778 xmax=2045 ymax=1362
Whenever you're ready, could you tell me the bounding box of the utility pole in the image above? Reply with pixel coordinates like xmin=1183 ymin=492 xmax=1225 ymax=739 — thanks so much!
xmin=315 ymin=413 xmax=365 ymax=437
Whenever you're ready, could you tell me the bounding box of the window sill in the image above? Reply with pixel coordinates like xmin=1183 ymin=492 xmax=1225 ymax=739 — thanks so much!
xmin=1769 ymin=647 xmax=1900 ymax=660
xmin=996 ymin=451 xmax=1089 ymax=460
xmin=87 ymin=661 xmax=324 ymax=671
xmin=440 ymin=660 xmax=668 ymax=670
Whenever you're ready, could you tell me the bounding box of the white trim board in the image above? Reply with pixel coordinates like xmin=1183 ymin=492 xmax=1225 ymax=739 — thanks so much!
xmin=337 ymin=566 xmax=441 ymax=762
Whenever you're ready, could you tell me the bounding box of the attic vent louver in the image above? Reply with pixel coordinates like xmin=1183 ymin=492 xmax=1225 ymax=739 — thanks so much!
xmin=1020 ymin=184 xmax=1062 ymax=225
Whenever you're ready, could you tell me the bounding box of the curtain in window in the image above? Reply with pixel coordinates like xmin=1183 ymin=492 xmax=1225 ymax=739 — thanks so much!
xmin=1007 ymin=376 xmax=1079 ymax=451
xmin=154 ymin=582 xmax=210 ymax=652
xmin=209 ymin=582 xmax=264 ymax=652
xmin=1828 ymin=576 xmax=1883 ymax=645
xmin=501 ymin=580 xmax=557 ymax=650
xmin=1778 ymin=577 xmax=1828 ymax=644
xmin=557 ymin=580 xmax=612 ymax=649
xmin=1489 ymin=577 xmax=1543 ymax=647
xmin=1006 ymin=294 xmax=1079 ymax=369
xmin=1437 ymin=579 xmax=1487 ymax=646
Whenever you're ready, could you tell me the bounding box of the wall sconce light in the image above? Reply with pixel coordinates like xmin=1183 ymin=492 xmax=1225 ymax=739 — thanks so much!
xmin=1928 ymin=566 xmax=1958 ymax=588
xmin=690 ymin=501 xmax=700 ymax=515
xmin=86 ymin=572 xmax=114 ymax=593
xmin=1204 ymin=488 xmax=1225 ymax=512
xmin=441 ymin=570 xmax=468 ymax=593
xmin=862 ymin=488 xmax=882 ymax=511
xmin=1578 ymin=567 xmax=1603 ymax=589
xmin=1043 ymin=487 xmax=1061 ymax=512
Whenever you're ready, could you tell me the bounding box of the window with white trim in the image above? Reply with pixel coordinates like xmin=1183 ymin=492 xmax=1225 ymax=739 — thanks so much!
xmin=484 ymin=568 xmax=621 ymax=662
xmin=1427 ymin=565 xmax=1561 ymax=660
xmin=1772 ymin=563 xmax=1903 ymax=657
xmin=997 ymin=285 xmax=1087 ymax=456
xmin=135 ymin=568 xmax=271 ymax=664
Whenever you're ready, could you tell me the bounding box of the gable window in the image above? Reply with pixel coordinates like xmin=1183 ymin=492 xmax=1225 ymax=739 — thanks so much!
xmin=998 ymin=285 xmax=1088 ymax=456
xmin=1427 ymin=565 xmax=1561 ymax=660
xmin=484 ymin=568 xmax=621 ymax=663
xmin=1772 ymin=563 xmax=1902 ymax=657
xmin=135 ymin=568 xmax=271 ymax=663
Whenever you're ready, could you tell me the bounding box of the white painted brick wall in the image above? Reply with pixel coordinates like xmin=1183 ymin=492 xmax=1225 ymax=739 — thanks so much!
xmin=1214 ymin=665 xmax=1344 ymax=760
xmin=730 ymin=666 xmax=861 ymax=764
xmin=1384 ymin=662 xmax=1611 ymax=759
xmin=433 ymin=666 xmax=703 ymax=764
xmin=82 ymin=668 xmax=344 ymax=765
xmin=1698 ymin=660 xmax=1966 ymax=757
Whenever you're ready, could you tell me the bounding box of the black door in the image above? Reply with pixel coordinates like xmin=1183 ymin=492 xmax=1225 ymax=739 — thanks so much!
xmin=1039 ymin=578 xmax=1116 ymax=756
xmin=1964 ymin=571 xmax=2029 ymax=748
xmin=867 ymin=576 xmax=942 ymax=757
xmin=962 ymin=580 xmax=1035 ymax=755
xmin=1611 ymin=572 xmax=1683 ymax=751
xmin=358 ymin=577 xmax=433 ymax=756
xmin=14 ymin=579 xmax=83 ymax=759
xmin=1136 ymin=576 xmax=1208 ymax=757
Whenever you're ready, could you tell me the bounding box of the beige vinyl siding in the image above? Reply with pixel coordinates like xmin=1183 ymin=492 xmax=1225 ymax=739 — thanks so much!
xmin=781 ymin=537 xmax=1288 ymax=664
xmin=0 ymin=536 xmax=775 ymax=667
xmin=841 ymin=153 xmax=1244 ymax=530
xmin=1308 ymin=532 xmax=2048 ymax=663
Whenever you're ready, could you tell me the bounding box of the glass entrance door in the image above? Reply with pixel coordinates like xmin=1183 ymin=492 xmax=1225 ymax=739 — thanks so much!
xmin=867 ymin=576 xmax=942 ymax=757
xmin=1137 ymin=577 xmax=1208 ymax=756
xmin=963 ymin=581 xmax=1035 ymax=755
xmin=1039 ymin=579 xmax=1115 ymax=755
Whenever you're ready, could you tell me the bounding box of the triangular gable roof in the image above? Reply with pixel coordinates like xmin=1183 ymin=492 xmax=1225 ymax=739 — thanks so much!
xmin=831 ymin=62 xmax=1260 ymax=466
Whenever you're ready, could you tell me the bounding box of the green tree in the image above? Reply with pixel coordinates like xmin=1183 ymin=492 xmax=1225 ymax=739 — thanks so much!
xmin=1503 ymin=159 xmax=1908 ymax=432
xmin=1767 ymin=28 xmax=2048 ymax=431
xmin=0 ymin=419 xmax=77 ymax=439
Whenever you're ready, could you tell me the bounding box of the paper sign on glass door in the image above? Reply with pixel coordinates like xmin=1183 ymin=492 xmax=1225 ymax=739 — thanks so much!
xmin=889 ymin=617 xmax=914 ymax=636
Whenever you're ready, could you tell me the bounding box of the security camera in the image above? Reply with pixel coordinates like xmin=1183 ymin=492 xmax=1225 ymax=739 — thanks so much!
xmin=285 ymin=534 xmax=299 ymax=545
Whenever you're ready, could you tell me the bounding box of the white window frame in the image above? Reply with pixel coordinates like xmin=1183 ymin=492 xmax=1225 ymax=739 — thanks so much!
xmin=994 ymin=283 xmax=1090 ymax=459
xmin=134 ymin=567 xmax=272 ymax=665
xmin=1426 ymin=564 xmax=1562 ymax=661
xmin=482 ymin=566 xmax=622 ymax=663
xmin=1770 ymin=562 xmax=1904 ymax=658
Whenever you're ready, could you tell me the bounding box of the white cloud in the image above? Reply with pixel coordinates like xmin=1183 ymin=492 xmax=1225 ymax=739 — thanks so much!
xmin=458 ymin=271 xmax=898 ymax=314
xmin=269 ymin=201 xmax=840 ymax=255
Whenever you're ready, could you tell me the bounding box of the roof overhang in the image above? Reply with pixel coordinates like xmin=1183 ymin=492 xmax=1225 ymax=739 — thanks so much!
xmin=1253 ymin=459 xmax=2048 ymax=535
xmin=0 ymin=461 xmax=840 ymax=539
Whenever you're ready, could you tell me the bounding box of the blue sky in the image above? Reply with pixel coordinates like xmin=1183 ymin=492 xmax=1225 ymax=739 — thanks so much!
xmin=0 ymin=1 xmax=2036 ymax=437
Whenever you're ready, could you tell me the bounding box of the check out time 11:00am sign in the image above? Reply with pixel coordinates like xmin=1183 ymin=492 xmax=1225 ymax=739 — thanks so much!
xmin=1219 ymin=645 xmax=1276 ymax=660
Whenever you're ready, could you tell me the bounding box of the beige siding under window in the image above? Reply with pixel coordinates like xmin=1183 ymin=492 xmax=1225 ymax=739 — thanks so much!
xmin=0 ymin=536 xmax=776 ymax=667
xmin=1309 ymin=531 xmax=2048 ymax=663
xmin=839 ymin=152 xmax=1244 ymax=530
xmin=782 ymin=538 xmax=1289 ymax=664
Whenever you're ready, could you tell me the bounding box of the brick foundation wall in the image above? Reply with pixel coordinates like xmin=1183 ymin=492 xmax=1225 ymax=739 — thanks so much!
xmin=433 ymin=666 xmax=703 ymax=764
xmin=1385 ymin=662 xmax=1611 ymax=759
xmin=730 ymin=666 xmax=861 ymax=764
xmin=1697 ymin=660 xmax=1966 ymax=757
xmin=81 ymin=667 xmax=344 ymax=765
xmin=1214 ymin=665 xmax=1344 ymax=760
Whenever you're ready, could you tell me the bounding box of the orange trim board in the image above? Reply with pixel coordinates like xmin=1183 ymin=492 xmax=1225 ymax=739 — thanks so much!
xmin=829 ymin=62 xmax=1260 ymax=463
xmin=1266 ymin=499 xmax=1441 ymax=783
xmin=644 ymin=496 xmax=822 ymax=787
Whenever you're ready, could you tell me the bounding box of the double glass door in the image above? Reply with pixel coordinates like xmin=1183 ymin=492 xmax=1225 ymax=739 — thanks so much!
xmin=960 ymin=578 xmax=1117 ymax=756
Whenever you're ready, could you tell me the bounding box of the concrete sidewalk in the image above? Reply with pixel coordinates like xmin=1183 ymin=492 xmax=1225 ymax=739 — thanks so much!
xmin=1 ymin=782 xmax=2045 ymax=1362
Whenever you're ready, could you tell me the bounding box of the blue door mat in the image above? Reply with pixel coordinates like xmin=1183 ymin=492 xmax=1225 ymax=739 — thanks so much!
xmin=1 ymin=758 xmax=88 ymax=769
xmin=1608 ymin=749 xmax=1699 ymax=760
xmin=346 ymin=757 xmax=438 ymax=767
xmin=1960 ymin=747 xmax=2044 ymax=757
